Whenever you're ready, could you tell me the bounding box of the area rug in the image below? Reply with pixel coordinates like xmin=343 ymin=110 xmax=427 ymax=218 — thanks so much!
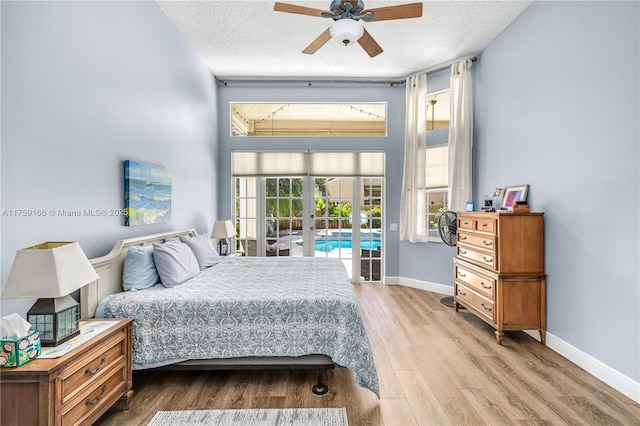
xmin=148 ymin=407 xmax=348 ymax=426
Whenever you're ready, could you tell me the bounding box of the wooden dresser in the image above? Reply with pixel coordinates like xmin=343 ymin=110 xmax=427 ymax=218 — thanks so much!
xmin=0 ymin=318 xmax=133 ymax=426
xmin=453 ymin=212 xmax=546 ymax=344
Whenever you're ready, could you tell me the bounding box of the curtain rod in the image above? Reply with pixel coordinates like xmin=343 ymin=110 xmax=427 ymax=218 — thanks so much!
xmin=216 ymin=57 xmax=477 ymax=86
xmin=216 ymin=78 xmax=406 ymax=86
xmin=409 ymin=56 xmax=478 ymax=78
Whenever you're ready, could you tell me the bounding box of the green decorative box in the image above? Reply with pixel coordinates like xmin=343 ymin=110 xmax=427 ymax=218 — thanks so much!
xmin=0 ymin=329 xmax=41 ymax=367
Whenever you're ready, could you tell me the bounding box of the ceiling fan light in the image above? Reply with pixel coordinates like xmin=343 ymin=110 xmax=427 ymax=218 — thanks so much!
xmin=329 ymin=19 xmax=364 ymax=47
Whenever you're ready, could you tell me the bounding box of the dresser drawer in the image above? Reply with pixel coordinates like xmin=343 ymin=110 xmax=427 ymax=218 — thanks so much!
xmin=474 ymin=218 xmax=496 ymax=234
xmin=458 ymin=217 xmax=474 ymax=230
xmin=457 ymin=232 xmax=496 ymax=252
xmin=455 ymin=284 xmax=495 ymax=323
xmin=457 ymin=246 xmax=496 ymax=270
xmin=61 ymin=364 xmax=126 ymax=426
xmin=61 ymin=333 xmax=126 ymax=403
xmin=455 ymin=265 xmax=495 ymax=299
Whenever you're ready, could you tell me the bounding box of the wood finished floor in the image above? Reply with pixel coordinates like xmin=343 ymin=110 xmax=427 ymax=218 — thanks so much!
xmin=95 ymin=284 xmax=639 ymax=425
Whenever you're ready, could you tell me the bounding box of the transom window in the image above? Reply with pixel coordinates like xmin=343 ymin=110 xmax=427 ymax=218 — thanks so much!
xmin=230 ymin=103 xmax=387 ymax=137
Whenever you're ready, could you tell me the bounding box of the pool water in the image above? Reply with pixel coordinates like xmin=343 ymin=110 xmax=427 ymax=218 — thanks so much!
xmin=314 ymin=239 xmax=381 ymax=253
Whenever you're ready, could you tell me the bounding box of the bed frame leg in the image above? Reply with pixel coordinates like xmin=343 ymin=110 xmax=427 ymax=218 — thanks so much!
xmin=312 ymin=368 xmax=330 ymax=396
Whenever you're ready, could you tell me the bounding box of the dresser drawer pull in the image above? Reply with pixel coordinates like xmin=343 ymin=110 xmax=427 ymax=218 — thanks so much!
xmin=481 ymin=303 xmax=493 ymax=312
xmin=460 ymin=249 xmax=467 ymax=255
xmin=483 ymin=241 xmax=493 ymax=247
xmin=457 ymin=290 xmax=467 ymax=296
xmin=85 ymin=384 xmax=107 ymax=406
xmin=458 ymin=271 xmax=467 ymax=277
xmin=459 ymin=235 xmax=467 ymax=241
xmin=481 ymin=223 xmax=488 ymax=227
xmin=483 ymin=256 xmax=493 ymax=263
xmin=480 ymin=282 xmax=492 ymax=290
xmin=85 ymin=356 xmax=107 ymax=374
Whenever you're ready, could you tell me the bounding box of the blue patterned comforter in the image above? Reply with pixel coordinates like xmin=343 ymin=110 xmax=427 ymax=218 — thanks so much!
xmin=101 ymin=256 xmax=379 ymax=397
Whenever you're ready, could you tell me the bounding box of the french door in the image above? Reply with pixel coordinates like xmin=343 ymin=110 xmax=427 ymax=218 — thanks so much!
xmin=234 ymin=175 xmax=384 ymax=282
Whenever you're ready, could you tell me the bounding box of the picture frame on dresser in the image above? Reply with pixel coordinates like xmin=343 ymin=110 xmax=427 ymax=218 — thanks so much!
xmin=501 ymin=184 xmax=529 ymax=210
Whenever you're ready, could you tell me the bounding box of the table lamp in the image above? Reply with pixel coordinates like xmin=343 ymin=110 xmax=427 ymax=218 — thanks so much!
xmin=1 ymin=242 xmax=99 ymax=346
xmin=211 ymin=220 xmax=235 ymax=256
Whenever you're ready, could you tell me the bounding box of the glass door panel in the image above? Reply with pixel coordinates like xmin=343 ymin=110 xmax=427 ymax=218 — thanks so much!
xmin=313 ymin=177 xmax=354 ymax=277
xmin=234 ymin=175 xmax=383 ymax=282
xmin=264 ymin=177 xmax=303 ymax=257
xmin=360 ymin=177 xmax=383 ymax=281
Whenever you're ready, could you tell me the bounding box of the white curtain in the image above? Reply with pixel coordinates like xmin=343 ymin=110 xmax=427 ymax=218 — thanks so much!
xmin=448 ymin=59 xmax=474 ymax=212
xmin=400 ymin=74 xmax=428 ymax=242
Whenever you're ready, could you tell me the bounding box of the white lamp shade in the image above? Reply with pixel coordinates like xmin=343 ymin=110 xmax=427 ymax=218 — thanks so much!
xmin=211 ymin=220 xmax=236 ymax=239
xmin=330 ymin=19 xmax=364 ymax=46
xmin=2 ymin=242 xmax=99 ymax=299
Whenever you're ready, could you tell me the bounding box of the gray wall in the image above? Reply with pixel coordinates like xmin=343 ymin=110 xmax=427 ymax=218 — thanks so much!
xmin=216 ymin=83 xmax=409 ymax=278
xmin=474 ymin=1 xmax=639 ymax=381
xmin=1 ymin=1 xmax=219 ymax=317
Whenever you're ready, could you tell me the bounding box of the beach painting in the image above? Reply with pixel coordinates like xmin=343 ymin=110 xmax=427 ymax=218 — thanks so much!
xmin=124 ymin=160 xmax=172 ymax=226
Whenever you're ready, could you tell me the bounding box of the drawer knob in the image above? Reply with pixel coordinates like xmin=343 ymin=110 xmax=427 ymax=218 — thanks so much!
xmin=85 ymin=384 xmax=107 ymax=406
xmin=483 ymin=241 xmax=493 ymax=246
xmin=458 ymin=272 xmax=467 ymax=277
xmin=460 ymin=249 xmax=467 ymax=254
xmin=483 ymin=256 xmax=493 ymax=263
xmin=85 ymin=355 xmax=107 ymax=375
xmin=480 ymin=282 xmax=492 ymax=290
xmin=460 ymin=235 xmax=467 ymax=240
xmin=458 ymin=290 xmax=467 ymax=296
xmin=481 ymin=303 xmax=493 ymax=312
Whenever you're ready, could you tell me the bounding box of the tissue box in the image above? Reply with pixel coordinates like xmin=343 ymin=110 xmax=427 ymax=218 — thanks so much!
xmin=0 ymin=329 xmax=41 ymax=367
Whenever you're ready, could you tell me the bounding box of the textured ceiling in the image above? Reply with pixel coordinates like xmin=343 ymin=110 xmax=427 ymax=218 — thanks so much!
xmin=156 ymin=0 xmax=532 ymax=81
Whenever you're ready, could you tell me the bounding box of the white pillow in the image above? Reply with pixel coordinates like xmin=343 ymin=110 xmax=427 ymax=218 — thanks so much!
xmin=122 ymin=245 xmax=158 ymax=291
xmin=179 ymin=234 xmax=220 ymax=270
xmin=152 ymin=241 xmax=200 ymax=288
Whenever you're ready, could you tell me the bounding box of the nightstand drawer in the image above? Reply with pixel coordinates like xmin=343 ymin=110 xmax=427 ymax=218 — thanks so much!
xmin=61 ymin=333 xmax=126 ymax=403
xmin=61 ymin=364 xmax=126 ymax=426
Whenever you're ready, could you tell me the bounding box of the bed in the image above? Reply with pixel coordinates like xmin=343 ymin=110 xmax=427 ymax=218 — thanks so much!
xmin=80 ymin=229 xmax=379 ymax=397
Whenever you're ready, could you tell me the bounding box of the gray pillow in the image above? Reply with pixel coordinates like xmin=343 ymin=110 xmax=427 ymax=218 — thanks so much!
xmin=152 ymin=241 xmax=200 ymax=287
xmin=122 ymin=245 xmax=159 ymax=291
xmin=179 ymin=234 xmax=220 ymax=270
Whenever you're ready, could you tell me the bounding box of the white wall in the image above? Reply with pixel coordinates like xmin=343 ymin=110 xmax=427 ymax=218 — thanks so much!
xmin=474 ymin=0 xmax=639 ymax=383
xmin=1 ymin=1 xmax=219 ymax=317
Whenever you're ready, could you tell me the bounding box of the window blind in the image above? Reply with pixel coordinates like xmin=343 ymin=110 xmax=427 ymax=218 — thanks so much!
xmin=426 ymin=145 xmax=448 ymax=189
xmin=232 ymin=151 xmax=385 ymax=177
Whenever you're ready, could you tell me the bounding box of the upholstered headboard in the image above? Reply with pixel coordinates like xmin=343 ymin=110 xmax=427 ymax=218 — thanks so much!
xmin=80 ymin=228 xmax=197 ymax=318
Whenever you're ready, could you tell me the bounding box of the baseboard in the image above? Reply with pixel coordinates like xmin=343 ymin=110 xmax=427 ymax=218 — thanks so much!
xmin=384 ymin=276 xmax=453 ymax=296
xmin=537 ymin=331 xmax=639 ymax=404
xmin=385 ymin=277 xmax=640 ymax=404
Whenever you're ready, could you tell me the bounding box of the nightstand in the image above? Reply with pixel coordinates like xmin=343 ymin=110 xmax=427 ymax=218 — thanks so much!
xmin=0 ymin=318 xmax=133 ymax=426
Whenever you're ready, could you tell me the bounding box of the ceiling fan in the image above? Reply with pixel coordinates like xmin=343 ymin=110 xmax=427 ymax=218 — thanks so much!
xmin=273 ymin=0 xmax=423 ymax=58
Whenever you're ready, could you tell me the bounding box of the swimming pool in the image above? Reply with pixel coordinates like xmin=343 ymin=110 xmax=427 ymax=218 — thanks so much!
xmin=314 ymin=239 xmax=381 ymax=253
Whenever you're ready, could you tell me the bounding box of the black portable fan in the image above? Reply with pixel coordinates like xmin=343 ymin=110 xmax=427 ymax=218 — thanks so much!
xmin=438 ymin=211 xmax=457 ymax=247
xmin=437 ymin=211 xmax=459 ymax=308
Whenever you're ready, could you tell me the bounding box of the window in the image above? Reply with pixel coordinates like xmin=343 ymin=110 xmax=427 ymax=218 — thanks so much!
xmin=426 ymin=145 xmax=448 ymax=240
xmin=425 ymin=83 xmax=450 ymax=241
xmin=230 ymin=103 xmax=387 ymax=137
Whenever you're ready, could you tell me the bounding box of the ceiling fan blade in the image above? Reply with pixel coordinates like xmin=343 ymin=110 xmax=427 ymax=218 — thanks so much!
xmin=361 ymin=2 xmax=423 ymax=21
xmin=302 ymin=28 xmax=332 ymax=54
xmin=274 ymin=2 xmax=334 ymax=18
xmin=358 ymin=29 xmax=383 ymax=58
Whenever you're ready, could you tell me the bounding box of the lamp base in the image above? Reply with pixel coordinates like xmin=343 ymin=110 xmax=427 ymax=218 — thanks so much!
xmin=217 ymin=239 xmax=229 ymax=256
xmin=27 ymin=295 xmax=80 ymax=347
